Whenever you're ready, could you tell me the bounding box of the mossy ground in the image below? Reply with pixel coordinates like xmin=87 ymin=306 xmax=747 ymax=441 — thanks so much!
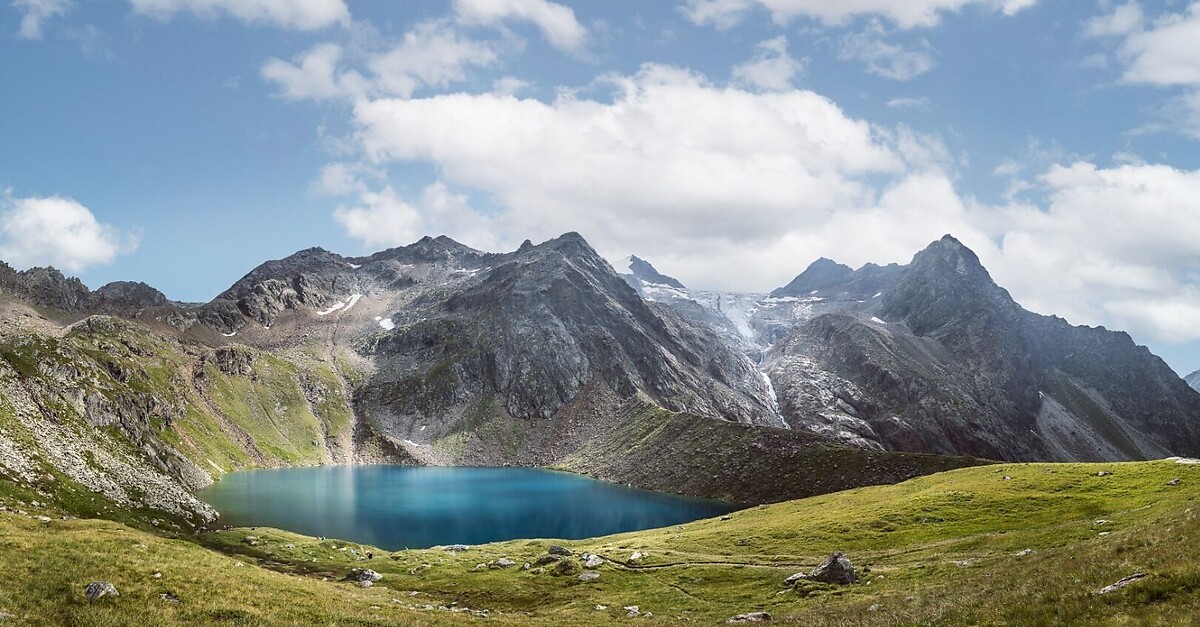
xmin=0 ymin=460 xmax=1195 ymax=625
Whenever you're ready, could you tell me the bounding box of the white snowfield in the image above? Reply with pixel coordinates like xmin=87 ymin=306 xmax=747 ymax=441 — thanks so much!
xmin=347 ymin=263 xmax=361 ymax=269
xmin=870 ymin=316 xmax=887 ymax=325
xmin=317 ymin=294 xmax=363 ymax=316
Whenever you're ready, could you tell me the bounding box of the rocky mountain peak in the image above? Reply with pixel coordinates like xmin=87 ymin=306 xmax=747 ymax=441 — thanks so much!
xmin=93 ymin=281 xmax=169 ymax=311
xmin=770 ymin=257 xmax=854 ymax=298
xmin=880 ymin=235 xmax=1015 ymax=333
xmin=625 ymin=255 xmax=686 ymax=289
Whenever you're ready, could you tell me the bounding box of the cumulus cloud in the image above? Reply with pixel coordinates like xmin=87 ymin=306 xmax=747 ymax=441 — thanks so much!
xmin=682 ymin=0 xmax=1039 ymax=30
xmin=838 ymin=25 xmax=936 ymax=80
xmin=350 ymin=63 xmax=903 ymax=258
xmin=0 ymin=194 xmax=138 ymax=273
xmin=262 ymin=21 xmax=500 ymax=101
xmin=127 ymin=0 xmax=349 ymax=30
xmin=732 ymin=36 xmax=806 ymax=91
xmin=1087 ymin=3 xmax=1200 ymax=138
xmin=12 ymin=0 xmax=70 ymax=39
xmin=333 ymin=182 xmax=501 ymax=252
xmin=453 ymin=0 xmax=587 ymax=52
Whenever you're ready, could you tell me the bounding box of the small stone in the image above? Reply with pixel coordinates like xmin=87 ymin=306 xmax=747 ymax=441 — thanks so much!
xmin=151 ymin=572 xmax=163 ymax=579
xmin=720 ymin=515 xmax=733 ymax=521
xmin=548 ymin=545 xmax=572 ymax=556
xmin=1097 ymin=471 xmax=1110 ymax=477
xmin=471 ymin=563 xmax=487 ymax=572
xmin=1015 ymin=549 xmax=1036 ymax=557
xmin=783 ymin=572 xmax=808 ymax=586
xmin=595 ymin=604 xmax=608 ymax=610
xmin=159 ymin=593 xmax=180 ymax=604
xmin=443 ymin=544 xmax=470 ymax=552
xmin=84 ymin=581 xmax=119 ymax=602
xmin=1002 ymin=475 xmax=1012 ymax=481
xmin=33 ymin=516 xmax=51 ymax=523
xmin=578 ymin=572 xmax=600 ymax=582
xmin=1167 ymin=478 xmax=1182 ymax=486
xmin=726 ymin=611 xmax=772 ymax=623
xmin=868 ymin=604 xmax=882 ymax=612
xmin=492 ymin=558 xmax=516 ymax=568
xmin=521 ymin=563 xmax=530 ymax=570
xmin=1094 ymin=572 xmax=1147 ymax=595
xmin=1095 ymin=519 xmax=1112 ymax=526
xmin=624 ymin=605 xmax=640 ymax=618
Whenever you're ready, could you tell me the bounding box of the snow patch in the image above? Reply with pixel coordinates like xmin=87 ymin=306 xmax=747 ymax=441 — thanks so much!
xmin=347 ymin=263 xmax=361 ymax=269
xmin=1168 ymin=457 xmax=1200 ymax=464
xmin=870 ymin=317 xmax=887 ymax=325
xmin=222 ymin=331 xmax=237 ymax=338
xmin=343 ymin=293 xmax=363 ymax=312
xmin=809 ymin=290 xmax=819 ymax=295
xmin=378 ymin=317 xmax=395 ymax=330
xmin=317 ymin=301 xmax=345 ymax=316
xmin=873 ymin=292 xmax=882 ymax=298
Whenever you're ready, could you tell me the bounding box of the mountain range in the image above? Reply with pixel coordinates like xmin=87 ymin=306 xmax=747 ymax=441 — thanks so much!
xmin=1 ymin=232 xmax=1197 ymax=526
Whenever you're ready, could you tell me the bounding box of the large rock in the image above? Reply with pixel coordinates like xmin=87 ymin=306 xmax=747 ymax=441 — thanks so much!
xmin=344 ymin=568 xmax=382 ymax=583
xmin=809 ymin=552 xmax=856 ymax=585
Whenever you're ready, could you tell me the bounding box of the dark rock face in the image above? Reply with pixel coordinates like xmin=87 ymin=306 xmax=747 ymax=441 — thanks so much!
xmin=366 ymin=233 xmax=776 ymax=435
xmin=0 ymin=263 xmax=92 ymax=312
xmin=765 ymin=235 xmax=1200 ymax=461
xmin=93 ymin=281 xmax=169 ymax=313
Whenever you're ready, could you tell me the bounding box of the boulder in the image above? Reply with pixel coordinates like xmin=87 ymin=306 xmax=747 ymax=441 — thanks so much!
xmin=809 ymin=552 xmax=856 ymax=585
xmin=583 ymin=554 xmax=604 ymax=569
xmin=578 ymin=572 xmax=600 ymax=582
xmin=84 ymin=581 xmax=119 ymax=602
xmin=345 ymin=568 xmax=382 ymax=583
xmin=492 ymin=558 xmax=516 ymax=568
xmin=726 ymin=612 xmax=772 ymax=623
xmin=548 ymin=545 xmax=573 ymax=556
xmin=552 ymin=559 xmax=580 ymax=576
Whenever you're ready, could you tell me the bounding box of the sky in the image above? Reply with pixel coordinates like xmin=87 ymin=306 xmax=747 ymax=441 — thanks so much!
xmin=1 ymin=0 xmax=1199 ymax=375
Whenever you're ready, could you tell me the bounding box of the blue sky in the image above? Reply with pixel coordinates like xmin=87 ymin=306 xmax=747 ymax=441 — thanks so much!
xmin=2 ymin=0 xmax=1199 ymax=374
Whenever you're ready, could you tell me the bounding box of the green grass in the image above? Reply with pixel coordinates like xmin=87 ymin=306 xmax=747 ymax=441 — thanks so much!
xmin=1 ymin=460 xmax=1195 ymax=625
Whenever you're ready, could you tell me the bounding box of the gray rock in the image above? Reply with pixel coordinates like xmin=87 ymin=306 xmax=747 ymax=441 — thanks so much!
xmin=809 ymin=552 xmax=856 ymax=585
xmin=443 ymin=544 xmax=470 ymax=552
xmin=1094 ymin=572 xmax=1147 ymax=595
xmin=159 ymin=593 xmax=180 ymax=604
xmin=1167 ymin=478 xmax=1181 ymax=486
xmin=726 ymin=612 xmax=772 ymax=623
xmin=783 ymin=572 xmax=808 ymax=586
xmin=583 ymin=555 xmax=604 ymax=569
xmin=624 ymin=605 xmax=640 ymax=618
xmin=548 ymin=545 xmax=573 ymax=556
xmin=84 ymin=581 xmax=119 ymax=602
xmin=492 ymin=558 xmax=516 ymax=568
xmin=578 ymin=572 xmax=600 ymax=582
xmin=534 ymin=554 xmax=562 ymax=566
xmin=345 ymin=568 xmax=382 ymax=583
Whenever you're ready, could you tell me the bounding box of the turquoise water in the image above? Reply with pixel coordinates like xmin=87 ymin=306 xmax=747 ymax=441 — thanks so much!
xmin=199 ymin=466 xmax=738 ymax=550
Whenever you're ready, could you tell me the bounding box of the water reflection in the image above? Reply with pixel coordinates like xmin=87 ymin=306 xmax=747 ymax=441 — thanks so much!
xmin=200 ymin=466 xmax=739 ymax=550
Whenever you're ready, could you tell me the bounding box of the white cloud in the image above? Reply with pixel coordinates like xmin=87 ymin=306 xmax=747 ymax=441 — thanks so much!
xmin=0 ymin=194 xmax=138 ymax=273
xmin=368 ymin=20 xmax=499 ymax=98
xmin=333 ymin=182 xmax=501 ymax=252
xmin=838 ymin=26 xmax=936 ymax=80
xmin=732 ymin=36 xmax=806 ymax=91
xmin=492 ymin=76 xmax=532 ymax=96
xmin=262 ymin=21 xmax=499 ymax=101
xmin=127 ymin=0 xmax=349 ymax=30
xmin=979 ymin=162 xmax=1200 ymax=344
xmin=453 ymin=0 xmax=587 ymax=52
xmin=262 ymin=43 xmax=352 ymax=101
xmin=886 ymin=96 xmax=932 ymax=109
xmin=1082 ymin=3 xmax=1200 ymax=138
xmin=12 ymin=0 xmax=70 ymax=39
xmin=682 ymin=0 xmax=1039 ymax=30
xmin=1083 ymin=1 xmax=1143 ymax=38
xmin=350 ymin=63 xmax=902 ymax=257
xmin=1119 ymin=4 xmax=1200 ymax=87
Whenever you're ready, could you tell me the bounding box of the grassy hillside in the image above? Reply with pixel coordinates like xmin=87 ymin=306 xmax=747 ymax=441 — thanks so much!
xmin=0 ymin=459 xmax=1194 ymax=625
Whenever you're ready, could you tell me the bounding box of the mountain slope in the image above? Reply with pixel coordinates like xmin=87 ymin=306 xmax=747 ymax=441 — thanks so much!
xmin=1188 ymin=370 xmax=1200 ymax=392
xmin=764 ymin=235 xmax=1200 ymax=461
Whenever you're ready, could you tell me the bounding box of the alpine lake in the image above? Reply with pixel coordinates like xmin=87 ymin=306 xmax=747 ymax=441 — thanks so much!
xmin=200 ymin=466 xmax=739 ymax=550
